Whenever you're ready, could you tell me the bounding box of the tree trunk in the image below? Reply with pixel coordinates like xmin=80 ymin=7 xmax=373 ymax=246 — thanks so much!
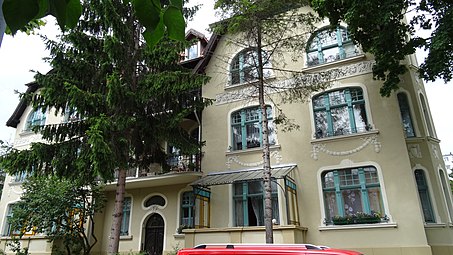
xmin=256 ymin=24 xmax=273 ymax=244
xmin=107 ymin=168 xmax=127 ymax=254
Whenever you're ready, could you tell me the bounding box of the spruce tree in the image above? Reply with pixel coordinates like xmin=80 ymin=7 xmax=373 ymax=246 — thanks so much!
xmin=0 ymin=0 xmax=209 ymax=253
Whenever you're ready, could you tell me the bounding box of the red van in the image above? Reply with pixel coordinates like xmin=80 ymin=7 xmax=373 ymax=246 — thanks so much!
xmin=177 ymin=244 xmax=364 ymax=255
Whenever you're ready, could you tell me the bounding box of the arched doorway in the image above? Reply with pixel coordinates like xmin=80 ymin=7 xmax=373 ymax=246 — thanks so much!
xmin=144 ymin=213 xmax=164 ymax=255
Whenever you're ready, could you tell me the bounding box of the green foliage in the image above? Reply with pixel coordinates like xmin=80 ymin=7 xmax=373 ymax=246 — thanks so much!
xmin=6 ymin=176 xmax=106 ymax=255
xmin=311 ymin=0 xmax=453 ymax=96
xmin=2 ymin=0 xmax=186 ymax=46
xmin=0 ymin=0 xmax=210 ymax=183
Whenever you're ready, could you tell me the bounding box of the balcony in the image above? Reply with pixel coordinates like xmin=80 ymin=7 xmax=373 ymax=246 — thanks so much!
xmin=106 ymin=153 xmax=202 ymax=191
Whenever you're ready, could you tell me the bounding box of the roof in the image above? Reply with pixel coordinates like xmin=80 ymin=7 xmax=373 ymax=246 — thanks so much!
xmin=190 ymin=164 xmax=296 ymax=187
xmin=6 ymin=81 xmax=38 ymax=128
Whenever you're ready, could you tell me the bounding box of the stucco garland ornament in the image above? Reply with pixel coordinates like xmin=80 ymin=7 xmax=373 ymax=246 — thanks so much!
xmin=311 ymin=135 xmax=381 ymax=160
xmin=226 ymin=151 xmax=283 ymax=169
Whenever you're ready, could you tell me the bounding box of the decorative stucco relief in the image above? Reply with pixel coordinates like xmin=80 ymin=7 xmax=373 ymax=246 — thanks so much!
xmin=311 ymin=135 xmax=381 ymax=160
xmin=432 ymin=144 xmax=440 ymax=159
xmin=215 ymin=60 xmax=375 ymax=105
xmin=408 ymin=144 xmax=422 ymax=159
xmin=226 ymin=151 xmax=282 ymax=169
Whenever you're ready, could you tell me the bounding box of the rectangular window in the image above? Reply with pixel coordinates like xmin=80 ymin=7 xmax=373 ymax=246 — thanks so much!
xmin=314 ymin=87 xmax=369 ymax=138
xmin=233 ymin=180 xmax=279 ymax=227
xmin=181 ymin=192 xmax=195 ymax=228
xmin=231 ymin=106 xmax=275 ymax=151
xmin=120 ymin=197 xmax=131 ymax=236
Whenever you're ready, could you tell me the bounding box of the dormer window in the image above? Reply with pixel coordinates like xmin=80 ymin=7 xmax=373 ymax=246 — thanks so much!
xmin=185 ymin=43 xmax=199 ymax=60
xmin=306 ymin=26 xmax=357 ymax=67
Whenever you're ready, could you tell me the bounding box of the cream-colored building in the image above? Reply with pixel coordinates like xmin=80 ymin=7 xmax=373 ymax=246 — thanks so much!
xmin=1 ymin=11 xmax=453 ymax=255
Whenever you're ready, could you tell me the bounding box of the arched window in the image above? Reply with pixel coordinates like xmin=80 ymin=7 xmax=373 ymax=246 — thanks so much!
xmin=414 ymin=169 xmax=435 ymax=223
xmin=306 ymin=26 xmax=357 ymax=66
xmin=313 ymin=87 xmax=369 ymax=138
xmin=420 ymin=94 xmax=435 ymax=137
xmin=439 ymin=170 xmax=453 ymax=222
xmin=322 ymin=166 xmax=384 ymax=225
xmin=144 ymin=195 xmax=166 ymax=207
xmin=230 ymin=48 xmax=272 ymax=85
xmin=24 ymin=108 xmax=46 ymax=131
xmin=231 ymin=106 xmax=276 ymax=150
xmin=397 ymin=92 xmax=416 ymax=138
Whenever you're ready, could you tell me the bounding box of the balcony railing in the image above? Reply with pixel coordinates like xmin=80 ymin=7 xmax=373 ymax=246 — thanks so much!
xmin=112 ymin=153 xmax=202 ymax=180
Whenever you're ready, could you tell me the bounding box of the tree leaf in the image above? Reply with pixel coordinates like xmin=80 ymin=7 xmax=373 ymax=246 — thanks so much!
xmin=163 ymin=5 xmax=184 ymax=41
xmin=64 ymin=0 xmax=81 ymax=29
xmin=49 ymin=0 xmax=69 ymax=30
xmin=132 ymin=0 xmax=161 ymax=29
xmin=3 ymin=0 xmax=40 ymax=34
xmin=142 ymin=17 xmax=164 ymax=47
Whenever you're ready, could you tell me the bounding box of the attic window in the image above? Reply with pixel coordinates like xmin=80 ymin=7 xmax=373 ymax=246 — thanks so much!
xmin=24 ymin=108 xmax=46 ymax=131
xmin=185 ymin=43 xmax=199 ymax=60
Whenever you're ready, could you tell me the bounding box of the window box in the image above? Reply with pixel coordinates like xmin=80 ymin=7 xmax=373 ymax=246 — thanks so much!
xmin=331 ymin=212 xmax=382 ymax=225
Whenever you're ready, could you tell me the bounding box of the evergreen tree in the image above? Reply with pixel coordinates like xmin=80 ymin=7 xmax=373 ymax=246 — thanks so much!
xmin=0 ymin=0 xmax=209 ymax=253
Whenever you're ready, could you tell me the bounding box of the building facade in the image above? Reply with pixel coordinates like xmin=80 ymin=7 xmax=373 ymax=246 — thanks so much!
xmin=1 ymin=9 xmax=453 ymax=255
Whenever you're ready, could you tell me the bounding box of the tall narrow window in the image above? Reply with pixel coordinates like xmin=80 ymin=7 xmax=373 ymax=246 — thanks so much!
xmin=181 ymin=192 xmax=195 ymax=228
xmin=233 ymin=180 xmax=279 ymax=227
xmin=397 ymin=92 xmax=416 ymax=137
xmin=322 ymin=166 xmax=384 ymax=224
xmin=286 ymin=178 xmax=300 ymax=225
xmin=194 ymin=187 xmax=210 ymax=228
xmin=306 ymin=26 xmax=357 ymax=66
xmin=414 ymin=170 xmax=435 ymax=223
xmin=25 ymin=108 xmax=46 ymax=131
xmin=313 ymin=87 xmax=369 ymax=138
xmin=3 ymin=203 xmax=19 ymax=236
xmin=420 ymin=94 xmax=435 ymax=137
xmin=231 ymin=106 xmax=276 ymax=151
xmin=439 ymin=170 xmax=453 ymax=222
xmin=230 ymin=48 xmax=272 ymax=85
xmin=120 ymin=197 xmax=131 ymax=236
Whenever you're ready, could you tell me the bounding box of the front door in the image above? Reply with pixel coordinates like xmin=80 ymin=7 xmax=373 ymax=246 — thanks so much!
xmin=144 ymin=213 xmax=164 ymax=255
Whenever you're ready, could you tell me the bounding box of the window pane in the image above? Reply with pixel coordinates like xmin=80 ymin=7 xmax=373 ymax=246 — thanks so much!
xmin=314 ymin=111 xmax=328 ymax=138
xmin=329 ymin=90 xmax=347 ymax=106
xmin=342 ymin=189 xmax=363 ymax=216
xmin=120 ymin=197 xmax=131 ymax=236
xmin=188 ymin=44 xmax=198 ymax=59
xmin=232 ymin=125 xmax=242 ymax=150
xmin=234 ymin=199 xmax=244 ymax=226
xmin=323 ymin=47 xmax=340 ymax=63
xmin=353 ymin=103 xmax=368 ymax=132
xmin=268 ymin=121 xmax=276 ymax=145
xmin=324 ymin=191 xmax=339 ymax=219
xmin=367 ymin=187 xmax=384 ymax=215
xmin=339 ymin=169 xmax=360 ymax=186
xmin=245 ymin=122 xmax=261 ymax=148
xmin=322 ymin=172 xmax=335 ymax=189
xmin=331 ymin=107 xmax=351 ymax=136
xmin=397 ymin=93 xmax=415 ymax=137
xmin=318 ymin=30 xmax=338 ymax=48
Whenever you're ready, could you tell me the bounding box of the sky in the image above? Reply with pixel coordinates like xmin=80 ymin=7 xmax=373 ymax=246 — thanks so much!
xmin=0 ymin=1 xmax=452 ymax=155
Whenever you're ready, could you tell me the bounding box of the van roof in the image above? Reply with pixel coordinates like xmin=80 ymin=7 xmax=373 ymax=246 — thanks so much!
xmin=177 ymin=244 xmax=363 ymax=255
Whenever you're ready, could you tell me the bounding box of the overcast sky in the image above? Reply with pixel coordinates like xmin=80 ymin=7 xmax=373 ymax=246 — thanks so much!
xmin=1 ymin=1 xmax=452 ymax=155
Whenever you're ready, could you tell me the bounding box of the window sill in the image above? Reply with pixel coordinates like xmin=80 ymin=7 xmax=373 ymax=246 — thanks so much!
xmin=303 ymin=54 xmax=366 ymax=72
xmin=120 ymin=235 xmax=133 ymax=240
xmin=424 ymin=223 xmax=448 ymax=228
xmin=311 ymin=130 xmax=379 ymax=144
xmin=319 ymin=222 xmax=397 ymax=231
xmin=225 ymin=144 xmax=281 ymax=156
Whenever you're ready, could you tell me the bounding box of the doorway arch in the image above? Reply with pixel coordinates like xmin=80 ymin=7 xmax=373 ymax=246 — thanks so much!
xmin=143 ymin=213 xmax=164 ymax=255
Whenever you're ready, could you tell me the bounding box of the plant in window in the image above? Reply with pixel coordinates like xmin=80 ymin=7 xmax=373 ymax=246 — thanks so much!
xmin=331 ymin=211 xmax=382 ymax=225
